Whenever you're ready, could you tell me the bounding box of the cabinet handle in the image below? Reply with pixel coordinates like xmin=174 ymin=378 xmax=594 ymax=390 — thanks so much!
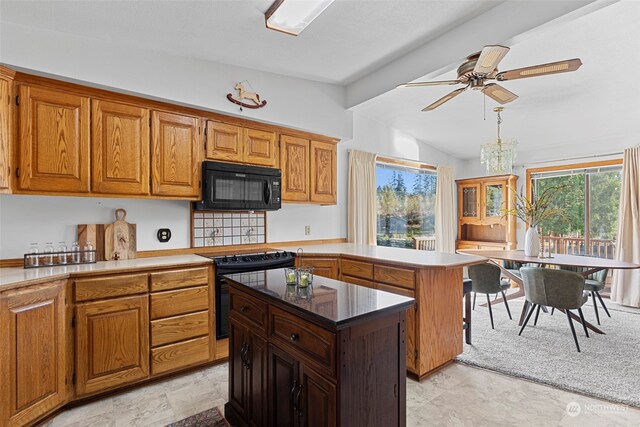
xmin=240 ymin=305 xmax=248 ymax=313
xmin=240 ymin=343 xmax=250 ymax=369
xmin=290 ymin=333 xmax=299 ymax=342
xmin=295 ymin=384 xmax=303 ymax=416
xmin=290 ymin=380 xmax=298 ymax=411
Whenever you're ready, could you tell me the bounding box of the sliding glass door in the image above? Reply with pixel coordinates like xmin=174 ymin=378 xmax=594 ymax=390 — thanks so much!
xmin=530 ymin=163 xmax=622 ymax=259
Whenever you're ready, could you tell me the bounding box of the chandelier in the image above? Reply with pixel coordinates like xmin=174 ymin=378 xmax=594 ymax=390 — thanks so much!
xmin=480 ymin=107 xmax=517 ymax=175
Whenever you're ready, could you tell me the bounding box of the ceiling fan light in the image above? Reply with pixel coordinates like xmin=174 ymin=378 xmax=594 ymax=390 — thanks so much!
xmin=265 ymin=0 xmax=335 ymax=36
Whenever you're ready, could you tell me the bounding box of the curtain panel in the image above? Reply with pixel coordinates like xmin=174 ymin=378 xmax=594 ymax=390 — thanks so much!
xmin=611 ymin=146 xmax=640 ymax=307
xmin=435 ymin=165 xmax=456 ymax=253
xmin=347 ymin=150 xmax=377 ymax=245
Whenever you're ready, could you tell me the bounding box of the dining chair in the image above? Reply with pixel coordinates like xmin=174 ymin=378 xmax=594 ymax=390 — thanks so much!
xmin=467 ymin=263 xmax=512 ymax=329
xmin=519 ymin=267 xmax=589 ymax=352
xmin=463 ymin=278 xmax=472 ymax=344
xmin=559 ymin=266 xmax=611 ymax=325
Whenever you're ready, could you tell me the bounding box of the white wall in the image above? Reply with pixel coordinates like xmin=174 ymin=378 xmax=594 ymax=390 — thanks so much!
xmin=0 ymin=22 xmax=463 ymax=259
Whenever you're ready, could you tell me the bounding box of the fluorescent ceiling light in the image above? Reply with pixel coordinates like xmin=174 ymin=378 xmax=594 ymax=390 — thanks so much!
xmin=265 ymin=0 xmax=335 ymax=36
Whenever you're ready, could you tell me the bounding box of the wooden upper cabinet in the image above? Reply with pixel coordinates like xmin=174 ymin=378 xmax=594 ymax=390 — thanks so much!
xmin=18 ymin=85 xmax=90 ymax=193
xmin=206 ymin=121 xmax=243 ymax=163
xmin=0 ymin=281 xmax=67 ymax=427
xmin=91 ymin=100 xmax=150 ymax=195
xmin=244 ymin=128 xmax=277 ymax=167
xmin=0 ymin=68 xmax=14 ymax=192
xmin=280 ymin=134 xmax=310 ymax=201
xmin=151 ymin=111 xmax=200 ymax=198
xmin=75 ymin=295 xmax=149 ymax=397
xmin=310 ymin=140 xmax=337 ymax=204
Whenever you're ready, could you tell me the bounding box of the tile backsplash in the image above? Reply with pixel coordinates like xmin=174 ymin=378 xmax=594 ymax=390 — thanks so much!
xmin=192 ymin=211 xmax=266 ymax=247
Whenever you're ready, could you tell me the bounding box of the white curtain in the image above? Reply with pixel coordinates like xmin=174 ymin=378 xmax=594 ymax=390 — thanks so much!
xmin=347 ymin=150 xmax=377 ymax=245
xmin=611 ymin=146 xmax=640 ymax=307
xmin=435 ymin=165 xmax=456 ymax=253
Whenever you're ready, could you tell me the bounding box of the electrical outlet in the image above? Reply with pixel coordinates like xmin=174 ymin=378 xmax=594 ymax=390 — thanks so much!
xmin=304 ymin=225 xmax=311 ymax=236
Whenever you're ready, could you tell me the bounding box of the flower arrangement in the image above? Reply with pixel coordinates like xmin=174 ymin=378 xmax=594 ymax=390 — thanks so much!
xmin=502 ymin=185 xmax=566 ymax=228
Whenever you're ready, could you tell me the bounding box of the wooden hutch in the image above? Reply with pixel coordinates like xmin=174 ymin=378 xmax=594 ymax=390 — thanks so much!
xmin=456 ymin=175 xmax=517 ymax=250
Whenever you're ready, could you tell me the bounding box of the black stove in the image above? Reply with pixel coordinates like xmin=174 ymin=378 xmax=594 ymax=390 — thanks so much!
xmin=201 ymin=250 xmax=296 ymax=339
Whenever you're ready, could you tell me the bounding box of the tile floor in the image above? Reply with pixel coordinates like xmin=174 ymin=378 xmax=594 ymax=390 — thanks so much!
xmin=44 ymin=362 xmax=640 ymax=427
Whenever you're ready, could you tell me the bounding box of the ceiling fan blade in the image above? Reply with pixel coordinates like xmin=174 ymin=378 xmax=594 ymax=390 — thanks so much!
xmin=473 ymin=45 xmax=510 ymax=75
xmin=422 ymin=87 xmax=467 ymax=111
xmin=482 ymin=83 xmax=519 ymax=104
xmin=397 ymin=80 xmax=460 ymax=88
xmin=496 ymin=58 xmax=582 ymax=81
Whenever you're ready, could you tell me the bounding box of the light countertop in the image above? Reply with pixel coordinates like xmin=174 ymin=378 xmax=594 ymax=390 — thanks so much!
xmin=0 ymin=254 xmax=212 ymax=291
xmin=275 ymin=243 xmax=486 ymax=269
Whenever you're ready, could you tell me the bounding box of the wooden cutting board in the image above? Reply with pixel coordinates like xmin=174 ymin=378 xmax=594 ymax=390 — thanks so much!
xmin=77 ymin=224 xmax=106 ymax=261
xmin=104 ymin=209 xmax=137 ymax=260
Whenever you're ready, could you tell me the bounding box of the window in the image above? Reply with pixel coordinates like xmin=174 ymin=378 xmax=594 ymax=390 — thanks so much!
xmin=376 ymin=160 xmax=437 ymax=249
xmin=528 ymin=160 xmax=623 ymax=259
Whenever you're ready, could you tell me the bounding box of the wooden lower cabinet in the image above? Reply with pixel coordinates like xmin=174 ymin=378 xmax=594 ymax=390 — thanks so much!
xmin=75 ymin=295 xmax=150 ymax=397
xmin=297 ymin=256 xmax=339 ymax=280
xmin=0 ymin=281 xmax=68 ymax=427
xmin=229 ymin=318 xmax=268 ymax=427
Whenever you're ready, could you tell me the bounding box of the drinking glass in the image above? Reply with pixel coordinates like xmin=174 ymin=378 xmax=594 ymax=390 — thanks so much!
xmin=297 ymin=267 xmax=314 ymax=288
xmin=284 ymin=267 xmax=297 ymax=285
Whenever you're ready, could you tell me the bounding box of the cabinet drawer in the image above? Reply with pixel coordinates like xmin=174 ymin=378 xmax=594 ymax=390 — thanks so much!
xmin=230 ymin=288 xmax=268 ymax=333
xmin=374 ymin=265 xmax=415 ymax=290
xmin=151 ymin=336 xmax=211 ymax=375
xmin=340 ymin=274 xmax=374 ymax=289
xmin=375 ymin=283 xmax=415 ymax=299
xmin=150 ymin=286 xmax=209 ymax=319
xmin=151 ymin=310 xmax=210 ymax=347
xmin=150 ymin=267 xmax=209 ymax=292
xmin=341 ymin=259 xmax=373 ymax=280
xmin=270 ymin=307 xmax=336 ymax=375
xmin=75 ymin=273 xmax=148 ymax=302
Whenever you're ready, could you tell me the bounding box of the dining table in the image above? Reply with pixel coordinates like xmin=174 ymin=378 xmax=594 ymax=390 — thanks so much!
xmin=458 ymin=249 xmax=640 ymax=335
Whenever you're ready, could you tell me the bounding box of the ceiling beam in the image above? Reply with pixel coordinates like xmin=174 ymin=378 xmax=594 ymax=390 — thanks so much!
xmin=345 ymin=0 xmax=609 ymax=109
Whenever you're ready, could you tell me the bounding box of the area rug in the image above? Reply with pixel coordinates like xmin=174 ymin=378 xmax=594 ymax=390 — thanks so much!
xmin=456 ymin=296 xmax=640 ymax=408
xmin=166 ymin=407 xmax=230 ymax=427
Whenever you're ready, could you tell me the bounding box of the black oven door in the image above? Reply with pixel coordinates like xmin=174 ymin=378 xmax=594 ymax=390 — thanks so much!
xmin=215 ymin=276 xmax=230 ymax=339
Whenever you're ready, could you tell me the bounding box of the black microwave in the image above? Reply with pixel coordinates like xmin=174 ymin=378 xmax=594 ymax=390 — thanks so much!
xmin=194 ymin=161 xmax=281 ymax=211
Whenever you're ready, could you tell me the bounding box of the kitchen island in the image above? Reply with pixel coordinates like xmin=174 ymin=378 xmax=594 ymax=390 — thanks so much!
xmin=277 ymin=243 xmax=487 ymax=379
xmin=223 ymin=268 xmax=414 ymax=427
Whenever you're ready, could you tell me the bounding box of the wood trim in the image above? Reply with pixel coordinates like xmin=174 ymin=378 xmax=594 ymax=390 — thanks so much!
xmin=0 ymin=65 xmax=16 ymax=79
xmin=525 ymin=158 xmax=623 ymax=200
xmin=0 ymin=238 xmax=348 ymax=266
xmin=12 ymin=71 xmax=340 ymax=144
xmin=376 ymin=155 xmax=436 ymax=171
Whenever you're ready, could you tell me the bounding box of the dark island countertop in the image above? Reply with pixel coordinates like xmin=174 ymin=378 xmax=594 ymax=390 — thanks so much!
xmin=223 ymin=268 xmax=415 ymax=330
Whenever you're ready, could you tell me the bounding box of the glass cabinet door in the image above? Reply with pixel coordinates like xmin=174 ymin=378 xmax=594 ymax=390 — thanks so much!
xmin=484 ymin=183 xmax=504 ymax=218
xmin=462 ymin=185 xmax=480 ymax=218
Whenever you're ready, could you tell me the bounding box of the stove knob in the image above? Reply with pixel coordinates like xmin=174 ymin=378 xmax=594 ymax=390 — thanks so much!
xmin=282 ymin=251 xmax=288 ymax=257
xmin=242 ymin=256 xmax=250 ymax=262
xmin=274 ymin=252 xmax=281 ymax=258
xmin=231 ymin=256 xmax=238 ymax=262
xmin=222 ymin=256 xmax=228 ymax=263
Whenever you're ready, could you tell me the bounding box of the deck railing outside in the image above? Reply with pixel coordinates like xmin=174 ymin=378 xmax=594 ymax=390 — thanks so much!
xmin=541 ymin=235 xmax=616 ymax=259
xmin=413 ymin=235 xmax=436 ymax=251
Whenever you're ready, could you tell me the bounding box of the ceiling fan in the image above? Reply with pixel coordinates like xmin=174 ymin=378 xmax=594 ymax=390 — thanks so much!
xmin=398 ymin=45 xmax=582 ymax=111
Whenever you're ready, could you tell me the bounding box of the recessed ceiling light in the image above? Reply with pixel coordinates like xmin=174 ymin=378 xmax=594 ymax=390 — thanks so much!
xmin=265 ymin=0 xmax=335 ymax=36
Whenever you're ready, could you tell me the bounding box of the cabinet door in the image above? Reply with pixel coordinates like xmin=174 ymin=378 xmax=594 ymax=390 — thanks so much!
xmin=269 ymin=344 xmax=298 ymax=427
xmin=247 ymin=332 xmax=268 ymax=427
xmin=298 ymin=257 xmax=339 ymax=280
xmin=75 ymin=295 xmax=149 ymax=396
xmin=91 ymin=100 xmax=150 ymax=195
xmin=244 ymin=128 xmax=277 ymax=167
xmin=310 ymin=140 xmax=336 ymax=205
xmin=280 ymin=135 xmax=310 ymax=202
xmin=482 ymin=181 xmax=505 ymax=220
xmin=0 ymin=281 xmax=67 ymax=427
xmin=229 ymin=319 xmax=248 ymax=419
xmin=459 ymin=183 xmax=480 ymax=221
xmin=151 ymin=111 xmax=200 ymax=198
xmin=206 ymin=121 xmax=243 ymax=163
xmin=299 ymin=364 xmax=336 ymax=427
xmin=0 ymin=76 xmax=11 ymax=191
xmin=18 ymin=85 xmax=90 ymax=193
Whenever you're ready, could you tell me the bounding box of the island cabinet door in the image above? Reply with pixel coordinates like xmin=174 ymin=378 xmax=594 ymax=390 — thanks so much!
xmin=298 ymin=364 xmax=336 ymax=427
xmin=268 ymin=344 xmax=298 ymax=427
xmin=75 ymin=295 xmax=149 ymax=397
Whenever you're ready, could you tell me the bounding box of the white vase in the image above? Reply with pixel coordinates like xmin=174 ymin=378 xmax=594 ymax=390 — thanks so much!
xmin=524 ymin=227 xmax=540 ymax=257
